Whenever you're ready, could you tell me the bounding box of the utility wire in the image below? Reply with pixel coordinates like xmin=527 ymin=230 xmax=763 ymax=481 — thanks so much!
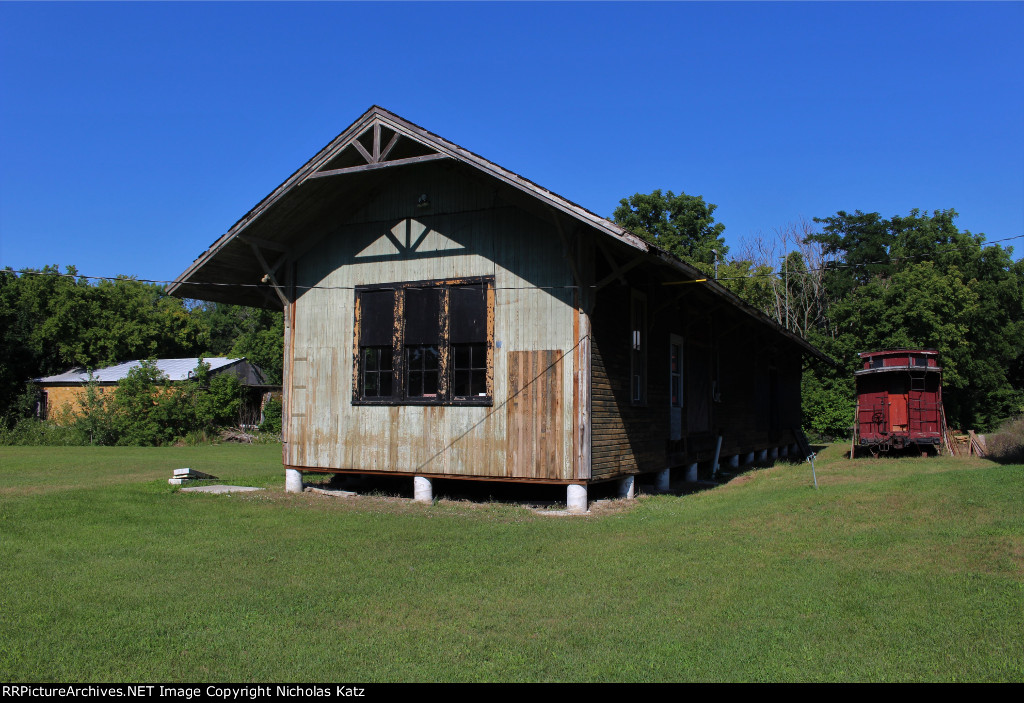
xmin=5 ymin=233 xmax=1022 ymax=291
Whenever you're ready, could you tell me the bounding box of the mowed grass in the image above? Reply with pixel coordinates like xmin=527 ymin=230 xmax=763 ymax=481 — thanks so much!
xmin=0 ymin=444 xmax=1021 ymax=682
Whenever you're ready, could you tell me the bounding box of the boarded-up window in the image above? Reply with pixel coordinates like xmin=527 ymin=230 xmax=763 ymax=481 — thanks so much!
xmin=354 ymin=279 xmax=492 ymax=405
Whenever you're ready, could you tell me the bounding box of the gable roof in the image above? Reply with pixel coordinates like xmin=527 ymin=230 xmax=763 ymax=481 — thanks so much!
xmin=168 ymin=106 xmax=832 ymax=365
xmin=169 ymin=106 xmax=648 ymax=307
xmin=34 ymin=358 xmax=249 ymax=385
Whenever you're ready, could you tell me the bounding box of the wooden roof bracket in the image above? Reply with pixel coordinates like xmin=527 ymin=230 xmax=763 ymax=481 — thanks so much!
xmin=551 ymin=209 xmax=584 ymax=292
xmin=308 ymin=153 xmax=451 ymax=180
xmin=651 ymin=288 xmax=691 ymax=320
xmin=595 ymin=239 xmax=646 ymax=291
xmin=245 ymin=239 xmax=290 ymax=310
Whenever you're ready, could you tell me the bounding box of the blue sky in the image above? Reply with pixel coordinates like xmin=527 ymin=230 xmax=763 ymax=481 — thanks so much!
xmin=1 ymin=1 xmax=1022 ymax=285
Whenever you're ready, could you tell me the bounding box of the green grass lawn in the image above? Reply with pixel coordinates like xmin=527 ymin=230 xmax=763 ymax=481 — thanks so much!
xmin=1 ymin=443 xmax=1021 ymax=682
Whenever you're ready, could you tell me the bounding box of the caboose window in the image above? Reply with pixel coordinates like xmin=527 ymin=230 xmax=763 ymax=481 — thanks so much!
xmin=354 ymin=278 xmax=492 ymax=405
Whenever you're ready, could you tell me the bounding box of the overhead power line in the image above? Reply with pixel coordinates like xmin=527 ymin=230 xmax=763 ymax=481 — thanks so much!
xmin=5 ymin=233 xmax=1021 ymax=292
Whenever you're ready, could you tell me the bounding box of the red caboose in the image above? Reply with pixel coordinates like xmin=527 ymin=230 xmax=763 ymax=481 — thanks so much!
xmin=854 ymin=349 xmax=944 ymax=453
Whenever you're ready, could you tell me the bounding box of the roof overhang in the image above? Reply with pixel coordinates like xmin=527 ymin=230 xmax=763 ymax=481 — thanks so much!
xmin=169 ymin=106 xmax=833 ymax=365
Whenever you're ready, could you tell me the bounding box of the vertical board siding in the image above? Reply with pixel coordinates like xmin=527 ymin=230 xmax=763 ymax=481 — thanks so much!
xmin=506 ymin=350 xmax=565 ymax=479
xmin=590 ymin=286 xmax=665 ymax=481
xmin=590 ymin=276 xmax=807 ymax=481
xmin=286 ymin=165 xmax=576 ymax=480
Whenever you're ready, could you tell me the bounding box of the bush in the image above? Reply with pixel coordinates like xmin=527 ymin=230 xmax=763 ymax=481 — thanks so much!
xmin=0 ymin=417 xmax=86 ymax=446
xmin=986 ymin=416 xmax=1024 ymax=464
xmin=7 ymin=359 xmax=254 ymax=447
xmin=259 ymin=396 xmax=282 ymax=435
xmin=802 ymin=372 xmax=854 ymax=441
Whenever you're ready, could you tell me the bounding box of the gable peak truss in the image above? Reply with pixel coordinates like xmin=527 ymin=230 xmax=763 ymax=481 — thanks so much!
xmin=308 ymin=117 xmax=449 ymax=180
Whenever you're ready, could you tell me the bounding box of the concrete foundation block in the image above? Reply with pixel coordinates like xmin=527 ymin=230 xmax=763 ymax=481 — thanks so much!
xmin=770 ymin=447 xmax=779 ymax=460
xmin=567 ymin=484 xmax=588 ymax=512
xmin=685 ymin=462 xmax=699 ymax=482
xmin=655 ymin=468 xmax=671 ymax=491
xmin=745 ymin=452 xmax=755 ymax=465
xmin=413 ymin=476 xmax=433 ymax=503
xmin=758 ymin=449 xmax=768 ymax=462
xmin=729 ymin=454 xmax=740 ymax=468
xmin=285 ymin=468 xmax=303 ymax=493
xmin=618 ymin=475 xmax=636 ymax=499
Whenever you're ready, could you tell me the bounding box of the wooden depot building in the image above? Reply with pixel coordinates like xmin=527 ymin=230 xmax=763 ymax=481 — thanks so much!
xmin=169 ymin=106 xmax=830 ymax=510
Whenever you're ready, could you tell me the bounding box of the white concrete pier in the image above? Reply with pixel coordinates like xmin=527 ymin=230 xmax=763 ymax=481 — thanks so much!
xmin=414 ymin=476 xmax=433 ymax=503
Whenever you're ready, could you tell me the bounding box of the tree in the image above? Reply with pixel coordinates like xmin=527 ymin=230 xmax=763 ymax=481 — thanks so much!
xmin=190 ymin=302 xmax=284 ymax=384
xmin=0 ymin=266 xmax=284 ymax=433
xmin=612 ymin=190 xmax=727 ymax=268
xmin=804 ymin=209 xmax=1023 ymax=432
xmin=734 ymin=219 xmax=832 ymax=336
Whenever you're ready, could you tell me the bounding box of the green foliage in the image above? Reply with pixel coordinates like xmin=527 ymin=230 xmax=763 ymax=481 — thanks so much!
xmin=0 ymin=268 xmax=284 ymax=429
xmin=0 ymin=416 xmax=85 ymax=446
xmin=804 ymin=209 xmax=1023 ymax=431
xmin=0 ymin=360 xmax=250 ymax=447
xmin=612 ymin=189 xmax=728 ymax=267
xmin=715 ymin=259 xmax=777 ymax=310
xmin=801 ymin=370 xmax=854 ymax=440
xmin=259 ymin=396 xmax=282 ymax=435
xmin=190 ymin=302 xmax=284 ymax=384
xmin=0 ymin=268 xmax=205 ymax=427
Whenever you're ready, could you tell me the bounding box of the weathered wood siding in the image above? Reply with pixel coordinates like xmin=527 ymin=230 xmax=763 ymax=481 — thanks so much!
xmin=591 ymin=286 xmax=666 ymax=480
xmin=285 ymin=163 xmax=577 ymax=480
xmin=590 ymin=265 xmax=805 ymax=481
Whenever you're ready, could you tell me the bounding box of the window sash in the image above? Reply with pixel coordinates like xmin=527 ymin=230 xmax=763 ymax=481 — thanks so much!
xmin=631 ymin=291 xmax=647 ymax=405
xmin=670 ymin=341 xmax=682 ymax=408
xmin=354 ymin=278 xmax=492 ymax=405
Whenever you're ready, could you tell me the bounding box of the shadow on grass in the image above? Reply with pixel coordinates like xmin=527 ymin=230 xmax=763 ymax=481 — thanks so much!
xmin=298 ymin=457 xmax=806 ymax=511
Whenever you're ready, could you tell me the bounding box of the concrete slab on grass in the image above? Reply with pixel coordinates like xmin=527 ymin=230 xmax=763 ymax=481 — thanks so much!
xmin=179 ymin=485 xmax=264 ymax=494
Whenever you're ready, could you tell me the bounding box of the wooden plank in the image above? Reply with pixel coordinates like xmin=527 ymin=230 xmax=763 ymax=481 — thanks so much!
xmin=248 ymin=242 xmax=289 ymax=309
xmin=308 ymin=153 xmax=450 ymax=179
xmin=595 ymin=253 xmax=646 ymax=291
xmin=238 ymin=235 xmax=291 ymax=253
xmin=506 ymin=350 xmax=564 ymax=479
xmin=379 ymin=132 xmax=400 ymax=161
xmin=351 ymin=139 xmax=373 ymax=164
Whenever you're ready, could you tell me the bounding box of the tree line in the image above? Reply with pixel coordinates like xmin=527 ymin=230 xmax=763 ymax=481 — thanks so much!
xmin=613 ymin=192 xmax=1024 ymax=436
xmin=3 ymin=195 xmax=1021 ymax=442
xmin=0 ymin=266 xmax=283 ymax=431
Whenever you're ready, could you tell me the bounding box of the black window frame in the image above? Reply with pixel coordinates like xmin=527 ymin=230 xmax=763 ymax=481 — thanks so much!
xmin=353 ymin=277 xmax=493 ymax=406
